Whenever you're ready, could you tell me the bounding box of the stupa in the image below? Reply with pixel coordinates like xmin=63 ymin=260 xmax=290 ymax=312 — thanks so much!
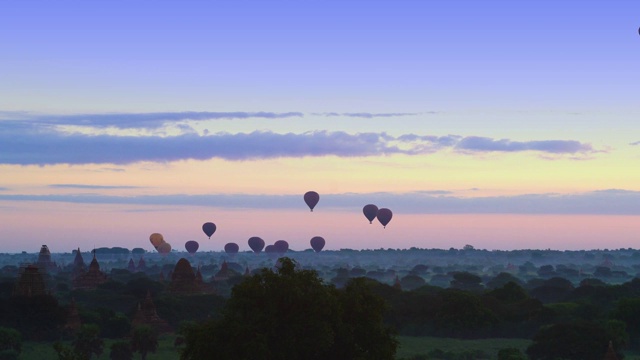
xmin=168 ymin=258 xmax=200 ymax=295
xmin=131 ymin=291 xmax=172 ymax=333
xmin=12 ymin=264 xmax=47 ymax=297
xmin=73 ymin=252 xmax=108 ymax=290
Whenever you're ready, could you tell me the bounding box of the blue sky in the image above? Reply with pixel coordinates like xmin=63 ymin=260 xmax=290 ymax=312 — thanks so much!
xmin=3 ymin=0 xmax=639 ymax=113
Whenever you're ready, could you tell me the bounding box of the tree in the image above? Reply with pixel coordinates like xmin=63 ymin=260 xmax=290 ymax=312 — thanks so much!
xmin=497 ymin=348 xmax=526 ymax=360
xmin=486 ymin=273 xmax=524 ymax=290
xmin=333 ymin=277 xmax=398 ymax=359
xmin=109 ymin=341 xmax=133 ymax=360
xmin=131 ymin=325 xmax=158 ymax=360
xmin=450 ymin=272 xmax=484 ymax=292
xmin=73 ymin=324 xmax=104 ymax=360
xmin=180 ymin=257 xmax=397 ymax=360
xmin=0 ymin=327 xmax=21 ymax=360
xmin=526 ymin=321 xmax=623 ymax=360
xmin=53 ymin=342 xmax=87 ymax=360
xmin=433 ymin=289 xmax=497 ymax=338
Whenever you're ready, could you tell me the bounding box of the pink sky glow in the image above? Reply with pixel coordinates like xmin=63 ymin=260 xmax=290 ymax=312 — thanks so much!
xmin=2 ymin=201 xmax=639 ymax=253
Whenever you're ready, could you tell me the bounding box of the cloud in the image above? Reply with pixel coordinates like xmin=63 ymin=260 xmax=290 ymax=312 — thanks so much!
xmin=0 ymin=124 xmax=598 ymax=165
xmin=0 ymin=130 xmax=428 ymax=165
xmin=456 ymin=136 xmax=594 ymax=154
xmin=314 ymin=112 xmax=421 ymax=118
xmin=1 ymin=189 xmax=639 ymax=215
xmin=48 ymin=184 xmax=143 ymax=190
xmin=413 ymin=190 xmax=453 ymax=195
xmin=630 ymin=141 xmax=640 ymax=146
xmin=2 ymin=111 xmax=304 ymax=129
xmin=0 ymin=187 xmax=9 ymax=191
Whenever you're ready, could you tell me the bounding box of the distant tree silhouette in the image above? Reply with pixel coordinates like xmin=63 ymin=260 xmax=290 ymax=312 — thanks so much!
xmin=527 ymin=321 xmax=623 ymax=360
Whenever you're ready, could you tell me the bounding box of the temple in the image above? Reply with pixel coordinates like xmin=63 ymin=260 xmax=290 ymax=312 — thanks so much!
xmin=72 ymin=248 xmax=86 ymax=276
xmin=36 ymin=245 xmax=57 ymax=272
xmin=131 ymin=291 xmax=172 ymax=333
xmin=12 ymin=264 xmax=47 ymax=297
xmin=168 ymin=258 xmax=200 ymax=295
xmin=64 ymin=298 xmax=82 ymax=333
xmin=72 ymin=252 xmax=108 ymax=290
xmin=604 ymin=341 xmax=618 ymax=360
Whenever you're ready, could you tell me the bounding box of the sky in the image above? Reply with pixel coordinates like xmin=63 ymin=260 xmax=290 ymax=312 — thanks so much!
xmin=1 ymin=0 xmax=640 ymax=253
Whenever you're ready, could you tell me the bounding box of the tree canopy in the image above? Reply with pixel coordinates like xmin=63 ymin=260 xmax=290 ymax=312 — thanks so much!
xmin=180 ymin=257 xmax=397 ymax=360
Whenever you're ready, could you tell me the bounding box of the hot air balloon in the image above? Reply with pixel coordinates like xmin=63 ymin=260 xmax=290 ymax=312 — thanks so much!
xmin=157 ymin=241 xmax=171 ymax=255
xmin=310 ymin=236 xmax=325 ymax=253
xmin=149 ymin=233 xmax=164 ymax=249
xmin=248 ymin=237 xmax=265 ymax=254
xmin=185 ymin=240 xmax=199 ymax=254
xmin=304 ymin=191 xmax=319 ymax=212
xmin=264 ymin=244 xmax=277 ymax=259
xmin=363 ymin=204 xmax=378 ymax=224
xmin=202 ymin=222 xmax=217 ymax=238
xmin=224 ymin=242 xmax=239 ymax=255
xmin=376 ymin=208 xmax=393 ymax=228
xmin=274 ymin=240 xmax=289 ymax=255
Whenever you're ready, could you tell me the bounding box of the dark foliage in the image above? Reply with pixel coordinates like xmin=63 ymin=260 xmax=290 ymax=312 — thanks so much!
xmin=180 ymin=258 xmax=398 ymax=360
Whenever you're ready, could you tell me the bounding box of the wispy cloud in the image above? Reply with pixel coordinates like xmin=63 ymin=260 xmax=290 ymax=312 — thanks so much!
xmin=1 ymin=189 xmax=638 ymax=215
xmin=2 ymin=111 xmax=304 ymax=130
xmin=630 ymin=141 xmax=640 ymax=146
xmin=456 ymin=136 xmax=594 ymax=154
xmin=314 ymin=112 xmax=423 ymax=118
xmin=48 ymin=184 xmax=143 ymax=190
xmin=0 ymin=187 xmax=9 ymax=191
xmin=0 ymin=123 xmax=598 ymax=165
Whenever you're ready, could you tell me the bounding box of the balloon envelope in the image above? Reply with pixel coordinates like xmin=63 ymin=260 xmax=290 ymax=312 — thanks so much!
xmin=376 ymin=208 xmax=393 ymax=228
xmin=248 ymin=237 xmax=265 ymax=253
xmin=304 ymin=191 xmax=320 ymax=212
xmin=310 ymin=236 xmax=325 ymax=253
xmin=264 ymin=244 xmax=277 ymax=259
xmin=157 ymin=242 xmax=171 ymax=255
xmin=202 ymin=222 xmax=217 ymax=238
xmin=224 ymin=242 xmax=239 ymax=254
xmin=149 ymin=233 xmax=164 ymax=248
xmin=185 ymin=240 xmax=199 ymax=254
xmin=274 ymin=240 xmax=289 ymax=254
xmin=363 ymin=204 xmax=378 ymax=224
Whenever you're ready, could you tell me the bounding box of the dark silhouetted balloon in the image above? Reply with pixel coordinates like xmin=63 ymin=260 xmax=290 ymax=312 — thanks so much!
xmin=304 ymin=191 xmax=319 ymax=212
xmin=264 ymin=244 xmax=277 ymax=259
xmin=224 ymin=242 xmax=239 ymax=255
xmin=274 ymin=240 xmax=289 ymax=254
xmin=149 ymin=233 xmax=164 ymax=249
xmin=310 ymin=236 xmax=325 ymax=253
xmin=185 ymin=240 xmax=199 ymax=254
xmin=376 ymin=208 xmax=393 ymax=228
xmin=202 ymin=222 xmax=217 ymax=238
xmin=363 ymin=204 xmax=378 ymax=224
xmin=157 ymin=242 xmax=171 ymax=255
xmin=248 ymin=237 xmax=265 ymax=253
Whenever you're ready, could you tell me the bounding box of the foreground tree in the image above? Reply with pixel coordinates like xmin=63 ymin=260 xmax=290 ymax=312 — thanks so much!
xmin=109 ymin=341 xmax=133 ymax=360
xmin=181 ymin=258 xmax=397 ymax=360
xmin=0 ymin=327 xmax=21 ymax=360
xmin=53 ymin=342 xmax=86 ymax=360
xmin=73 ymin=324 xmax=104 ymax=360
xmin=131 ymin=325 xmax=158 ymax=360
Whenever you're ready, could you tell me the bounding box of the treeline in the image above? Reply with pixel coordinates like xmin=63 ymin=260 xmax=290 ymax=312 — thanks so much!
xmin=2 ymin=262 xmax=640 ymax=359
